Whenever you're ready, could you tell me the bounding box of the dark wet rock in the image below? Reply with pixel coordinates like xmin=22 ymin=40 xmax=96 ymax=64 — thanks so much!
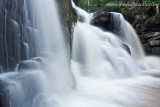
xmin=150 ymin=47 xmax=160 ymax=55
xmin=149 ymin=40 xmax=160 ymax=46
xmin=18 ymin=59 xmax=42 ymax=71
xmin=142 ymin=32 xmax=160 ymax=55
xmin=123 ymin=43 xmax=131 ymax=55
xmin=135 ymin=14 xmax=148 ymax=23
xmin=148 ymin=35 xmax=160 ymax=41
xmin=0 ymin=0 xmax=29 ymax=72
xmin=0 ymin=80 xmax=10 ymax=107
xmin=78 ymin=15 xmax=85 ymax=22
xmin=132 ymin=8 xmax=160 ymax=55
xmin=144 ymin=32 xmax=160 ymax=39
xmin=136 ymin=24 xmax=142 ymax=35
xmin=91 ymin=10 xmax=114 ymax=31
xmin=57 ymin=0 xmax=77 ymax=47
xmin=142 ymin=14 xmax=160 ymax=32
xmin=0 ymin=65 xmax=2 ymax=73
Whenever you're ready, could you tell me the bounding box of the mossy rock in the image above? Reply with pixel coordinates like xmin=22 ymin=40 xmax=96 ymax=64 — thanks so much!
xmin=56 ymin=0 xmax=77 ymax=47
xmin=149 ymin=14 xmax=160 ymax=21
xmin=149 ymin=40 xmax=160 ymax=46
xmin=144 ymin=32 xmax=160 ymax=39
xmin=151 ymin=47 xmax=160 ymax=54
xmin=142 ymin=15 xmax=160 ymax=32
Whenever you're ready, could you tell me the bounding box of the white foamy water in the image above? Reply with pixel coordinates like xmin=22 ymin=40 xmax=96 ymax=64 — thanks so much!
xmin=70 ymin=1 xmax=160 ymax=107
xmin=0 ymin=0 xmax=73 ymax=107
xmin=1 ymin=1 xmax=160 ymax=107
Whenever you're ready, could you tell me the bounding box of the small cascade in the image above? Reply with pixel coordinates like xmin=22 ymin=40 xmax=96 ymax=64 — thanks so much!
xmin=111 ymin=12 xmax=145 ymax=59
xmin=1 ymin=1 xmax=160 ymax=107
xmin=23 ymin=42 xmax=29 ymax=59
xmin=71 ymin=0 xmax=93 ymax=24
xmin=156 ymin=4 xmax=159 ymax=14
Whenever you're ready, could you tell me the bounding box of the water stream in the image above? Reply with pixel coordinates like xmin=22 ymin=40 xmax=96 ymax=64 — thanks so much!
xmin=1 ymin=0 xmax=160 ymax=107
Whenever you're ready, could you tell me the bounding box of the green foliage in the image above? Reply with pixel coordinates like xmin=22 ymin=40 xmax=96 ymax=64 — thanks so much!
xmin=73 ymin=0 xmax=128 ymax=12
xmin=143 ymin=0 xmax=160 ymax=4
xmin=73 ymin=0 xmax=159 ymax=14
xmin=73 ymin=0 xmax=88 ymax=10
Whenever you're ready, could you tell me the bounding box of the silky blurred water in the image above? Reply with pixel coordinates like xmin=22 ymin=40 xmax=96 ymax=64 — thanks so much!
xmin=1 ymin=0 xmax=160 ymax=107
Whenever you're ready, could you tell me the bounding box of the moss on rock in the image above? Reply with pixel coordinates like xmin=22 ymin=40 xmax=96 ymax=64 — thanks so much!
xmin=56 ymin=0 xmax=77 ymax=45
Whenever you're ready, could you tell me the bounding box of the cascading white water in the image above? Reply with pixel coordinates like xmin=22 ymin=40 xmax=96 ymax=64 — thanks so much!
xmin=0 ymin=0 xmax=73 ymax=107
xmin=156 ymin=4 xmax=159 ymax=14
xmin=68 ymin=1 xmax=160 ymax=107
xmin=72 ymin=1 xmax=93 ymax=24
xmin=111 ymin=12 xmax=145 ymax=59
xmin=72 ymin=1 xmax=143 ymax=79
xmin=1 ymin=0 xmax=160 ymax=107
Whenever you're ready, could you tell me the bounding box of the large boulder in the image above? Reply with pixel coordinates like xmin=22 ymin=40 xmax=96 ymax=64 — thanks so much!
xmin=91 ymin=10 xmax=114 ymax=31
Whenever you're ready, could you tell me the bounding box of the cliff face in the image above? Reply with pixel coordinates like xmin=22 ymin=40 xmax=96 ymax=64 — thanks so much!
xmin=129 ymin=7 xmax=160 ymax=55
xmin=0 ymin=0 xmax=76 ymax=73
xmin=0 ymin=0 xmax=29 ymax=72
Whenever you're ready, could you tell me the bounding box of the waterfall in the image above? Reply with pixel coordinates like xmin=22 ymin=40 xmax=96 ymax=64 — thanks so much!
xmin=1 ymin=0 xmax=160 ymax=107
xmin=71 ymin=0 xmax=93 ymax=24
xmin=70 ymin=1 xmax=160 ymax=107
xmin=111 ymin=12 xmax=145 ymax=59
xmin=156 ymin=4 xmax=159 ymax=14
xmin=0 ymin=0 xmax=73 ymax=107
